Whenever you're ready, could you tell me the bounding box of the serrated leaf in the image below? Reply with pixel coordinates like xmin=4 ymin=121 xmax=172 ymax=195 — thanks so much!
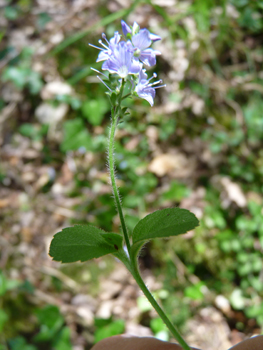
xmin=132 ymin=208 xmax=199 ymax=244
xmin=101 ymin=233 xmax=123 ymax=251
xmin=49 ymin=225 xmax=122 ymax=263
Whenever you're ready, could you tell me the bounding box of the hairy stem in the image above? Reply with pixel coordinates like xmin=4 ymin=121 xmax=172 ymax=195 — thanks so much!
xmin=108 ymin=80 xmax=131 ymax=254
xmin=132 ymin=264 xmax=192 ymax=350
xmin=108 ymin=80 xmax=191 ymax=350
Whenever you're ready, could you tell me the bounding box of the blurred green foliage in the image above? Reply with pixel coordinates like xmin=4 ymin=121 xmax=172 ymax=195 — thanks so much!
xmin=0 ymin=271 xmax=71 ymax=350
xmin=2 ymin=48 xmax=43 ymax=94
xmin=94 ymin=318 xmax=125 ymax=343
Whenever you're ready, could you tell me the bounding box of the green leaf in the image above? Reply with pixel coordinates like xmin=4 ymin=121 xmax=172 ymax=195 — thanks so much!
xmin=101 ymin=233 xmax=123 ymax=252
xmin=94 ymin=319 xmax=125 ymax=343
xmin=4 ymin=6 xmax=19 ymax=20
xmin=52 ymin=327 xmax=72 ymax=350
xmin=0 ymin=309 xmax=8 ymax=332
xmin=37 ymin=12 xmax=52 ymax=30
xmin=81 ymin=98 xmax=109 ymax=126
xmin=132 ymin=208 xmax=199 ymax=244
xmin=184 ymin=282 xmax=205 ymax=300
xmin=162 ymin=181 xmax=190 ymax=202
xmin=9 ymin=337 xmax=37 ymax=350
xmin=60 ymin=118 xmax=91 ymax=152
xmin=137 ymin=296 xmax=152 ymax=312
xmin=49 ymin=225 xmax=123 ymax=263
xmin=34 ymin=305 xmax=64 ymax=342
xmin=2 ymin=67 xmax=28 ymax=89
xmin=2 ymin=66 xmax=43 ymax=94
xmin=0 ymin=271 xmax=21 ymax=296
xmin=109 ymin=92 xmax=118 ymax=106
xmin=120 ymin=107 xmax=129 ymax=118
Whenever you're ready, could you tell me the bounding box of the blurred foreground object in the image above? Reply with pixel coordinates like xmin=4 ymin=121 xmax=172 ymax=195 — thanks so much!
xmin=91 ymin=335 xmax=263 ymax=350
xmin=91 ymin=335 xmax=200 ymax=350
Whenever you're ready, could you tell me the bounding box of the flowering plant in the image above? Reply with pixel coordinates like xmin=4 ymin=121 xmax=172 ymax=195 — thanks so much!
xmin=89 ymin=20 xmax=164 ymax=106
xmin=49 ymin=21 xmax=199 ymax=350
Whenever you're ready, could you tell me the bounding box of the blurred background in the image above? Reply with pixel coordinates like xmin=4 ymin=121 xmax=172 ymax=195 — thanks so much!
xmin=0 ymin=0 xmax=263 ymax=349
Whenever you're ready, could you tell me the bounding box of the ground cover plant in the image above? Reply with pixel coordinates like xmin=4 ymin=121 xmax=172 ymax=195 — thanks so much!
xmin=0 ymin=0 xmax=263 ymax=349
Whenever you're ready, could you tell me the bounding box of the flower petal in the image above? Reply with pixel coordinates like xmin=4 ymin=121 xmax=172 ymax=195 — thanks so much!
xmin=97 ymin=51 xmax=110 ymax=62
xmin=102 ymin=41 xmax=142 ymax=78
xmin=109 ymin=32 xmax=121 ymax=46
xmin=132 ymin=29 xmax=152 ymax=50
xmin=136 ymin=87 xmax=155 ymax=106
xmin=130 ymin=60 xmax=142 ymax=74
xmin=139 ymin=49 xmax=157 ymax=66
xmin=121 ymin=20 xmax=131 ymax=36
xmin=138 ymin=68 xmax=148 ymax=81
xmin=102 ymin=59 xmax=118 ymax=74
xmin=149 ymin=33 xmax=161 ymax=42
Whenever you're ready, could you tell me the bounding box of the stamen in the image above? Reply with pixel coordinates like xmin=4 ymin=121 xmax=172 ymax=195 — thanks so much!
xmin=102 ymin=33 xmax=110 ymax=45
xmin=97 ymin=76 xmax=112 ymax=92
xmin=149 ymin=79 xmax=162 ymax=87
xmin=147 ymin=76 xmax=155 ymax=83
xmin=153 ymin=79 xmax=163 ymax=85
xmin=89 ymin=43 xmax=103 ymax=51
xmin=91 ymin=67 xmax=108 ymax=78
xmin=98 ymin=40 xmax=109 ymax=50
xmin=147 ymin=73 xmax=158 ymax=83
xmin=154 ymin=84 xmax=166 ymax=89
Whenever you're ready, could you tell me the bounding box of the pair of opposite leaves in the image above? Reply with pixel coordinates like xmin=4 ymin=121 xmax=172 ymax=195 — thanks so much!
xmin=49 ymin=208 xmax=199 ymax=263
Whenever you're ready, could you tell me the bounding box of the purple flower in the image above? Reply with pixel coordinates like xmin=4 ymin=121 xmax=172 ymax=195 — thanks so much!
xmin=121 ymin=20 xmax=161 ymax=42
xmin=121 ymin=21 xmax=161 ymax=66
xmin=121 ymin=20 xmax=132 ymax=37
xmin=90 ymin=20 xmax=165 ymax=101
xmin=102 ymin=41 xmax=142 ymax=78
xmin=131 ymin=29 xmax=161 ymax=66
xmin=89 ymin=32 xmax=121 ymax=62
xmin=135 ymin=69 xmax=165 ymax=106
xmin=148 ymin=32 xmax=162 ymax=42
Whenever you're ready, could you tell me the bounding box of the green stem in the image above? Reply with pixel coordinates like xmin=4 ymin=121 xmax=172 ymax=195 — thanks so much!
xmin=108 ymin=80 xmax=191 ymax=350
xmin=122 ymin=93 xmax=131 ymax=100
xmin=132 ymin=264 xmax=192 ymax=350
xmin=108 ymin=81 xmax=131 ymax=254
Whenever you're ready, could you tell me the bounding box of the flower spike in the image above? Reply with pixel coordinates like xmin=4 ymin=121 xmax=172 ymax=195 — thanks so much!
xmin=90 ymin=20 xmax=165 ymax=106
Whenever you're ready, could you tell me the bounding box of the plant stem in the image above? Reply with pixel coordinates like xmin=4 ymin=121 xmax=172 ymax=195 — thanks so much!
xmin=108 ymin=81 xmax=191 ymax=350
xmin=108 ymin=81 xmax=131 ymax=254
xmin=132 ymin=264 xmax=192 ymax=350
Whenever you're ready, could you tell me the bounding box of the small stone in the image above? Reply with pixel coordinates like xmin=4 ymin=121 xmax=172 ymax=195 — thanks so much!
xmin=215 ymin=295 xmax=231 ymax=314
xmin=35 ymin=102 xmax=68 ymax=124
xmin=41 ymin=81 xmax=73 ymax=100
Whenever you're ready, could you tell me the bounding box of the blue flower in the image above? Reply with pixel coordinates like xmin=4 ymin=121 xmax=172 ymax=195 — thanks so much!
xmin=89 ymin=32 xmax=121 ymax=62
xmin=131 ymin=29 xmax=161 ymax=66
xmin=102 ymin=41 xmax=142 ymax=78
xmin=121 ymin=20 xmax=161 ymax=42
xmin=135 ymin=69 xmax=165 ymax=106
xmin=121 ymin=21 xmax=161 ymax=67
xmin=121 ymin=20 xmax=132 ymax=37
xmin=90 ymin=20 xmax=165 ymax=105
